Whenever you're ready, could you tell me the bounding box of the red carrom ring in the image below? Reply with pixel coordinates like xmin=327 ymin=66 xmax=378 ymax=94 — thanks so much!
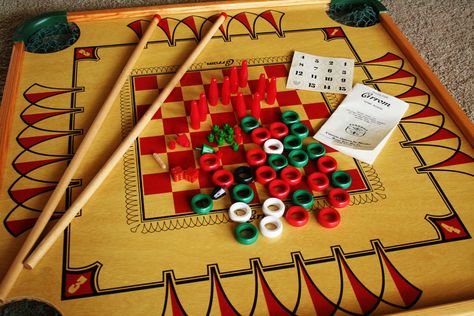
xmin=199 ymin=153 xmax=221 ymax=172
xmin=250 ymin=127 xmax=271 ymax=145
xmin=328 ymin=188 xmax=350 ymax=208
xmin=307 ymin=172 xmax=330 ymax=191
xmin=285 ymin=206 xmax=309 ymax=227
xmin=317 ymin=155 xmax=338 ymax=173
xmin=268 ymin=179 xmax=290 ymax=199
xmin=212 ymin=169 xmax=234 ymax=188
xmin=317 ymin=207 xmax=341 ymax=228
xmin=245 ymin=147 xmax=267 ymax=167
xmin=280 ymin=166 xmax=302 ymax=186
xmin=255 ymin=165 xmax=276 ymax=185
xmin=269 ymin=122 xmax=289 ymax=139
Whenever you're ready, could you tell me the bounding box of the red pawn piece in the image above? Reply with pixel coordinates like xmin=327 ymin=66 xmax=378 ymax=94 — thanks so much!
xmin=251 ymin=92 xmax=261 ymax=119
xmin=230 ymin=66 xmax=238 ymax=93
xmin=257 ymin=73 xmax=266 ymax=98
xmin=190 ymin=100 xmax=200 ymax=130
xmin=239 ymin=59 xmax=248 ymax=88
xmin=209 ymin=77 xmax=219 ymax=106
xmin=199 ymin=92 xmax=208 ymax=122
xmin=221 ymin=76 xmax=231 ymax=105
xmin=168 ymin=140 xmax=176 ymax=150
xmin=236 ymin=92 xmax=246 ymax=119
xmin=266 ymin=76 xmax=277 ymax=105
xmin=176 ymin=134 xmax=191 ymax=147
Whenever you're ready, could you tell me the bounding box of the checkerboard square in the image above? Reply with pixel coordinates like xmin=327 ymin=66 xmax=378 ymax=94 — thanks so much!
xmin=162 ymin=87 xmax=183 ymax=103
xmin=260 ymin=107 xmax=282 ymax=125
xmin=264 ymin=64 xmax=288 ymax=78
xmin=163 ymin=117 xmax=189 ymax=134
xmin=162 ymin=101 xmax=187 ymax=118
xmin=143 ymin=172 xmax=172 ymax=195
xmin=139 ymin=135 xmax=166 ymax=155
xmin=167 ymin=150 xmax=196 ymax=169
xmin=220 ymin=145 xmax=246 ymax=165
xmin=276 ymin=91 xmax=301 ymax=106
xmin=173 ymin=189 xmax=201 ymax=214
xmin=210 ymin=112 xmax=237 ymax=127
xmin=346 ymin=168 xmax=367 ymax=191
xmin=180 ymin=71 xmax=203 ymax=86
xmin=198 ymin=170 xmax=214 ymax=189
xmin=136 ymin=104 xmax=162 ymax=120
xmin=134 ymin=76 xmax=158 ymax=91
xmin=190 ymin=131 xmax=213 ymax=148
xmin=303 ymin=102 xmax=331 ymax=119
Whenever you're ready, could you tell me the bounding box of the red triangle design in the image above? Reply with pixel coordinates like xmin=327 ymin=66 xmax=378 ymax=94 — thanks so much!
xmin=6 ymin=214 xmax=61 ymax=237
xmin=10 ymin=185 xmax=55 ymax=204
xmin=256 ymin=265 xmax=291 ymax=315
xmin=416 ymin=129 xmax=457 ymax=143
xmin=25 ymin=91 xmax=70 ymax=104
xmin=14 ymin=158 xmax=66 ymax=174
xmin=364 ymin=53 xmax=402 ymax=64
xmin=168 ymin=278 xmax=186 ymax=316
xmin=234 ymin=13 xmax=254 ymax=35
xmin=128 ymin=20 xmax=144 ymax=38
xmin=182 ymin=16 xmax=199 ymax=39
xmin=213 ymin=271 xmax=239 ymax=315
xmin=431 ymin=151 xmax=473 ymax=168
xmin=380 ymin=69 xmax=413 ymax=80
xmin=397 ymin=87 xmax=427 ymax=99
xmin=18 ymin=133 xmax=66 ymax=148
xmin=22 ymin=110 xmax=73 ymax=125
xmin=260 ymin=10 xmax=281 ymax=35
xmin=158 ymin=19 xmax=172 ymax=43
xmin=405 ymin=107 xmax=440 ymax=120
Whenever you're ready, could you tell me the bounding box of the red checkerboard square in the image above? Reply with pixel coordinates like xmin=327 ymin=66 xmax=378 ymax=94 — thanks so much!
xmin=162 ymin=87 xmax=183 ymax=103
xmin=163 ymin=117 xmax=189 ymax=134
xmin=180 ymin=71 xmax=203 ymax=86
xmin=346 ymin=168 xmax=367 ymax=191
xmin=303 ymin=102 xmax=331 ymax=119
xmin=220 ymin=145 xmax=246 ymax=165
xmin=276 ymin=91 xmax=301 ymax=106
xmin=167 ymin=150 xmax=196 ymax=169
xmin=198 ymin=170 xmax=214 ymax=189
xmin=260 ymin=107 xmax=282 ymax=125
xmin=248 ymin=79 xmax=260 ymax=94
xmin=136 ymin=104 xmax=162 ymax=120
xmin=173 ymin=189 xmax=200 ymax=214
xmin=139 ymin=135 xmax=166 ymax=155
xmin=143 ymin=172 xmax=172 ymax=195
xmin=264 ymin=64 xmax=288 ymax=78
xmin=134 ymin=76 xmax=158 ymax=91
xmin=210 ymin=112 xmax=238 ymax=127
xmin=190 ymin=131 xmax=214 ymax=148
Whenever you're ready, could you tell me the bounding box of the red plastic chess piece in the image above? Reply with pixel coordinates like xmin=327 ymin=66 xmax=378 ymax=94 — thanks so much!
xmin=230 ymin=66 xmax=238 ymax=93
xmin=257 ymin=73 xmax=266 ymax=98
xmin=209 ymin=77 xmax=219 ymax=106
xmin=236 ymin=92 xmax=246 ymax=119
xmin=176 ymin=134 xmax=191 ymax=147
xmin=171 ymin=166 xmax=184 ymax=182
xmin=184 ymin=167 xmax=199 ymax=183
xmin=199 ymin=92 xmax=207 ymax=122
xmin=190 ymin=100 xmax=200 ymax=130
xmin=168 ymin=140 xmax=176 ymax=150
xmin=233 ymin=125 xmax=242 ymax=136
xmin=221 ymin=76 xmax=231 ymax=105
xmin=234 ymin=134 xmax=243 ymax=144
xmin=266 ymin=76 xmax=277 ymax=105
xmin=239 ymin=59 xmax=248 ymax=88
xmin=251 ymin=92 xmax=261 ymax=119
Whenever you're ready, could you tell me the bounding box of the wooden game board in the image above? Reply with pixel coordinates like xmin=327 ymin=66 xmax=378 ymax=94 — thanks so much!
xmin=0 ymin=0 xmax=473 ymax=314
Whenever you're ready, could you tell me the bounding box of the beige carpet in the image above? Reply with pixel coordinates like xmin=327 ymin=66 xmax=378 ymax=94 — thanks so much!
xmin=0 ymin=0 xmax=472 ymax=122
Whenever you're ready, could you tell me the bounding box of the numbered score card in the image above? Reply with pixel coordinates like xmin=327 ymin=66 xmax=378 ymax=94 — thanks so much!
xmin=286 ymin=51 xmax=354 ymax=94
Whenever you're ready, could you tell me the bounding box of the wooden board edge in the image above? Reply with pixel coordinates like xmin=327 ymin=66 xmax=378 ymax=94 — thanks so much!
xmin=67 ymin=0 xmax=329 ymax=22
xmin=380 ymin=13 xmax=474 ymax=147
xmin=388 ymin=299 xmax=474 ymax=316
xmin=0 ymin=42 xmax=24 ymax=193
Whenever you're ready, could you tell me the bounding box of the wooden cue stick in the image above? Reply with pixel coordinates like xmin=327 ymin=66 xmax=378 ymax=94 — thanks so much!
xmin=0 ymin=15 xmax=161 ymax=302
xmin=24 ymin=13 xmax=227 ymax=269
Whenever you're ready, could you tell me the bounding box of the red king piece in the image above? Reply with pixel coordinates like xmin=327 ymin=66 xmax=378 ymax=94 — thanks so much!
xmin=266 ymin=76 xmax=277 ymax=105
xmin=257 ymin=73 xmax=266 ymax=97
xmin=230 ymin=66 xmax=238 ymax=93
xmin=221 ymin=76 xmax=231 ymax=105
xmin=199 ymin=92 xmax=208 ymax=122
xmin=236 ymin=92 xmax=247 ymax=119
xmin=239 ymin=59 xmax=248 ymax=88
xmin=209 ymin=77 xmax=219 ymax=106
xmin=190 ymin=100 xmax=200 ymax=130
xmin=251 ymin=92 xmax=261 ymax=119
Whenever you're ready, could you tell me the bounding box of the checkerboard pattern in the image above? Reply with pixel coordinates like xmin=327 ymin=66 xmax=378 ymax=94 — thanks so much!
xmin=130 ymin=64 xmax=366 ymax=217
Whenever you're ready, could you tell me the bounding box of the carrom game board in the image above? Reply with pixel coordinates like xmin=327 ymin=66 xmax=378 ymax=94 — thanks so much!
xmin=0 ymin=0 xmax=473 ymax=314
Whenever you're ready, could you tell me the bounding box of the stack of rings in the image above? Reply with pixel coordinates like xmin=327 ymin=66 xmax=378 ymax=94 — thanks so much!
xmin=267 ymin=154 xmax=288 ymax=172
xmin=330 ymin=170 xmax=352 ymax=189
xmin=288 ymin=149 xmax=309 ymax=168
xmin=328 ymin=188 xmax=350 ymax=208
xmin=229 ymin=202 xmax=252 ymax=222
xmin=281 ymin=110 xmax=300 ymax=125
xmin=234 ymin=166 xmax=254 ymax=184
xmin=269 ymin=122 xmax=289 ymax=139
xmin=235 ymin=223 xmax=258 ymax=245
xmin=246 ymin=148 xmax=267 ymax=167
xmin=199 ymin=153 xmax=221 ymax=172
xmin=285 ymin=206 xmax=309 ymax=227
xmin=263 ymin=138 xmax=284 ymax=155
xmin=280 ymin=166 xmax=302 ymax=186
xmin=283 ymin=135 xmax=303 ymax=151
xmin=232 ymin=184 xmax=255 ymax=203
xmin=317 ymin=207 xmax=341 ymax=228
xmin=251 ymin=127 xmax=271 ymax=145
xmin=212 ymin=169 xmax=234 ymax=188
xmin=262 ymin=197 xmax=285 ymax=218
xmin=268 ymin=179 xmax=290 ymax=199
xmin=307 ymin=172 xmax=329 ymax=191
xmin=240 ymin=116 xmax=260 ymax=134
xmin=306 ymin=143 xmax=326 ymax=160
xmin=191 ymin=194 xmax=213 ymax=215
xmin=255 ymin=165 xmax=277 ymax=185
xmin=292 ymin=189 xmax=314 ymax=209
xmin=290 ymin=122 xmax=309 ymax=139
xmin=259 ymin=216 xmax=283 ymax=238
xmin=317 ymin=155 xmax=337 ymax=173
